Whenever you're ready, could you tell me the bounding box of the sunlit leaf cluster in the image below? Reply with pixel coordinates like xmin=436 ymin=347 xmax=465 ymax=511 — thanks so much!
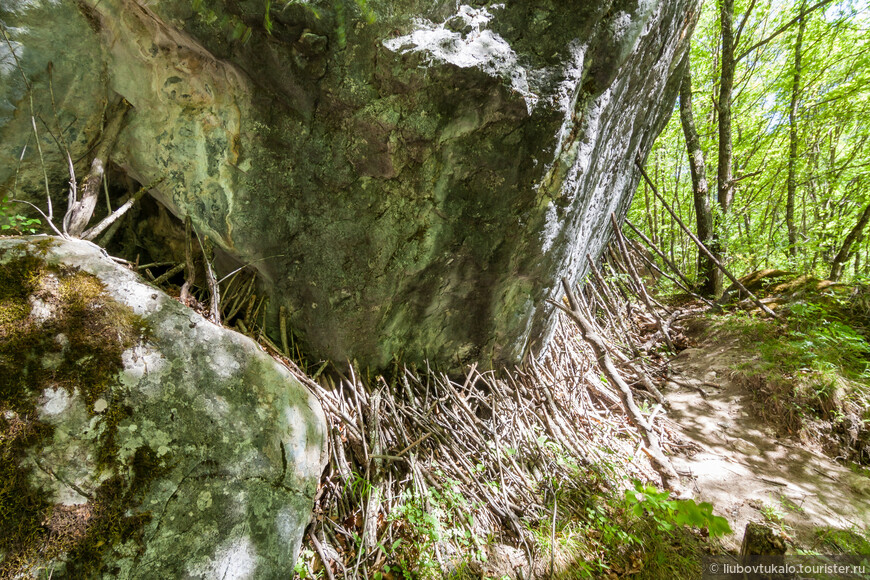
xmin=631 ymin=0 xmax=870 ymax=283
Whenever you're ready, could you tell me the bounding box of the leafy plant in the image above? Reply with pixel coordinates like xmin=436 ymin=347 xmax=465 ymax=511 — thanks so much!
xmin=293 ymin=548 xmax=320 ymax=578
xmin=624 ymin=481 xmax=732 ymax=538
xmin=759 ymin=502 xmax=786 ymax=526
xmin=0 ymin=195 xmax=40 ymax=235
xmin=385 ymin=479 xmax=484 ymax=578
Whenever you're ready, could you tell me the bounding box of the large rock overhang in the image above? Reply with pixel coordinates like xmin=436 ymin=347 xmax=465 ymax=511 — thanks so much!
xmin=0 ymin=0 xmax=699 ymax=368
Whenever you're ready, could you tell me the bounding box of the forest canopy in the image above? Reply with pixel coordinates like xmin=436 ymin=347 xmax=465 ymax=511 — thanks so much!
xmin=631 ymin=0 xmax=870 ymax=290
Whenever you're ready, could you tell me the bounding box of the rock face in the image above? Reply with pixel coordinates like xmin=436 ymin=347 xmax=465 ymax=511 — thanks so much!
xmin=0 ymin=0 xmax=700 ymax=367
xmin=0 ymin=236 xmax=327 ymax=578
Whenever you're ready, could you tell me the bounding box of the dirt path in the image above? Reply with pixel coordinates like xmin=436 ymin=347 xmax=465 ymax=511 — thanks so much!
xmin=661 ymin=331 xmax=870 ymax=552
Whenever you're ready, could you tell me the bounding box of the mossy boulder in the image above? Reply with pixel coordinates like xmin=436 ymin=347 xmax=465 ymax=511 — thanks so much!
xmin=1 ymin=0 xmax=698 ymax=368
xmin=0 ymin=236 xmax=327 ymax=578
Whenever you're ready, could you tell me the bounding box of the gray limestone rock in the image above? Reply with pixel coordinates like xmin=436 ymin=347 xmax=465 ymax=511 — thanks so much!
xmin=0 ymin=236 xmax=327 ymax=578
xmin=0 ymin=0 xmax=700 ymax=368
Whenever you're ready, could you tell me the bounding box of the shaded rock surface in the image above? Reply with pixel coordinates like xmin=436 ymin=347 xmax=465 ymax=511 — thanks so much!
xmin=0 ymin=0 xmax=700 ymax=367
xmin=0 ymin=236 xmax=327 ymax=578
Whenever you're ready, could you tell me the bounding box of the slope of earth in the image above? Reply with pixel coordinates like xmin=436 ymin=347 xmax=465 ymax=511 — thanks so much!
xmin=663 ymin=316 xmax=870 ymax=553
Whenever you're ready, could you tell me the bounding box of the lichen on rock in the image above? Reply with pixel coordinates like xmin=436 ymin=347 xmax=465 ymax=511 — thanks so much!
xmin=0 ymin=236 xmax=327 ymax=579
xmin=0 ymin=0 xmax=700 ymax=369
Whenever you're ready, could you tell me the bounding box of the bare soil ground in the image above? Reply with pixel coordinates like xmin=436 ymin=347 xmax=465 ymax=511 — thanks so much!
xmin=662 ymin=326 xmax=870 ymax=552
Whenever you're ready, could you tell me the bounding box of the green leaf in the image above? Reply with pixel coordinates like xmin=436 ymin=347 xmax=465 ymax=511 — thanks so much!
xmin=264 ymin=0 xmax=273 ymax=34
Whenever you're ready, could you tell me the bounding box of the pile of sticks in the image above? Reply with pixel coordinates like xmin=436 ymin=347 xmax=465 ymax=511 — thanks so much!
xmin=127 ymin=207 xmax=700 ymax=577
xmin=263 ymin=262 xmax=691 ymax=578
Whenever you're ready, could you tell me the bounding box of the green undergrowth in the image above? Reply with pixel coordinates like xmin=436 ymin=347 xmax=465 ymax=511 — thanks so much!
xmin=813 ymin=526 xmax=870 ymax=556
xmin=297 ymin=461 xmax=728 ymax=579
xmin=711 ymin=281 xmax=870 ymax=464
xmin=0 ymin=245 xmax=154 ymax=577
xmin=523 ymin=479 xmax=728 ymax=580
xmin=0 ymin=196 xmax=40 ymax=235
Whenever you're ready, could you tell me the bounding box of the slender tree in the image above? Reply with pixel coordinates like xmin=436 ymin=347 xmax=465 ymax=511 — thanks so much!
xmin=830 ymin=200 xmax=870 ymax=282
xmin=679 ymin=56 xmax=716 ymax=296
xmin=785 ymin=2 xmax=807 ymax=260
xmin=710 ymin=0 xmax=737 ymax=296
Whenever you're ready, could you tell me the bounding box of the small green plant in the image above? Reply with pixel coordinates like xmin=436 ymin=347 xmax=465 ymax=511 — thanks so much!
xmin=624 ymin=481 xmax=732 ymax=538
xmin=0 ymin=196 xmax=40 ymax=235
xmin=778 ymin=494 xmax=805 ymax=515
xmin=386 ymin=479 xmax=484 ymax=578
xmin=292 ymin=548 xmax=320 ymax=578
xmin=346 ymin=470 xmax=373 ymax=501
xmin=759 ymin=502 xmax=786 ymax=525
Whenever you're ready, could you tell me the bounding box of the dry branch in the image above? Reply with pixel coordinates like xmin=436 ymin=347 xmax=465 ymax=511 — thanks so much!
xmin=611 ymin=213 xmax=676 ymax=351
xmin=551 ymin=278 xmax=683 ymax=493
xmin=634 ymin=156 xmax=784 ymax=321
xmin=65 ymin=100 xmax=131 ymax=237
xmin=83 ymin=179 xmax=162 ymax=241
xmin=213 ymin=254 xmax=694 ymax=577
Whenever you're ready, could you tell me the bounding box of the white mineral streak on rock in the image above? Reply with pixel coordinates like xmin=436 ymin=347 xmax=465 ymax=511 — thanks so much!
xmin=29 ymin=274 xmax=59 ymax=323
xmin=120 ymin=343 xmax=166 ymax=386
xmin=0 ymin=36 xmax=22 ymax=78
xmin=540 ymin=202 xmax=561 ymax=254
xmin=207 ymin=342 xmax=242 ymax=380
xmin=551 ymin=42 xmax=587 ymax=144
xmin=276 ymin=506 xmax=299 ymax=545
xmin=283 ymin=405 xmax=323 ymax=480
xmin=204 ymin=395 xmax=231 ymax=421
xmin=383 ymin=5 xmax=539 ymax=113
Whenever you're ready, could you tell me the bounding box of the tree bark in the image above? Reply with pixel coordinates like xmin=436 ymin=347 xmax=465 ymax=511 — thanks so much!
xmin=712 ymin=0 xmax=736 ymax=296
xmin=679 ymin=56 xmax=716 ymax=297
xmin=830 ymin=203 xmax=870 ymax=281
xmin=717 ymin=0 xmax=736 ymax=215
xmin=786 ymin=4 xmax=807 ymax=260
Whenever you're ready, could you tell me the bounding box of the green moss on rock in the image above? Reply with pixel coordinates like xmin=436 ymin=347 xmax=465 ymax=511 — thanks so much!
xmin=0 ymin=249 xmax=151 ymax=577
xmin=0 ymin=236 xmax=327 ymax=578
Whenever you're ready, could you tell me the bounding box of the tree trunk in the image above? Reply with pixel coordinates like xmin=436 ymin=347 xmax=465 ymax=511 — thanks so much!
xmin=786 ymin=4 xmax=807 ymax=260
xmin=678 ymin=56 xmax=716 ymax=297
xmin=712 ymin=0 xmax=736 ymax=296
xmin=718 ymin=0 xmax=735 ymax=214
xmin=830 ymin=203 xmax=870 ymax=281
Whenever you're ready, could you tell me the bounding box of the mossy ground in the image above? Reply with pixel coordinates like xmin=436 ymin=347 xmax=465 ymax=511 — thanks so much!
xmin=0 ymin=245 xmax=155 ymax=578
xmin=707 ymin=280 xmax=870 ymax=465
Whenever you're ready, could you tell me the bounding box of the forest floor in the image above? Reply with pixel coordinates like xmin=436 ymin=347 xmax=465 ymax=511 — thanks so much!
xmin=664 ymin=314 xmax=870 ymax=554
